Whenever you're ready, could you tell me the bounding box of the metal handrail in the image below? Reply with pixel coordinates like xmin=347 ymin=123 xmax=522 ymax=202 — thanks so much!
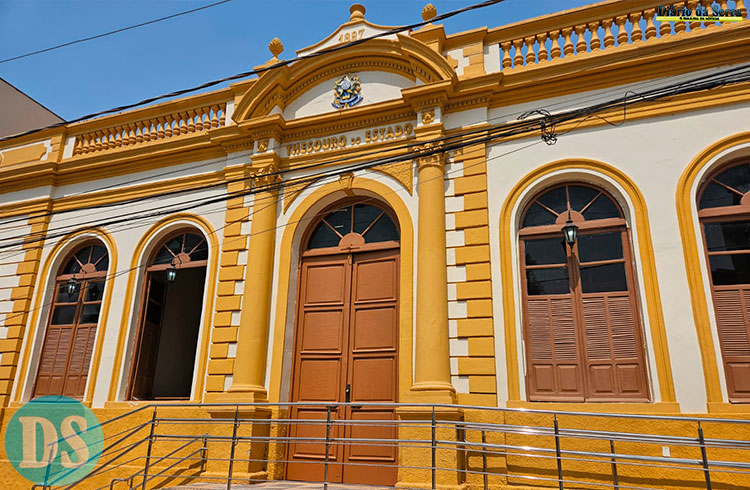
xmin=59 ymin=401 xmax=750 ymax=490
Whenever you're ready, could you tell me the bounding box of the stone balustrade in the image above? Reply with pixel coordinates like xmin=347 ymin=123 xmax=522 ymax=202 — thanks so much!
xmin=483 ymin=0 xmax=746 ymax=72
xmin=72 ymin=101 xmax=228 ymax=156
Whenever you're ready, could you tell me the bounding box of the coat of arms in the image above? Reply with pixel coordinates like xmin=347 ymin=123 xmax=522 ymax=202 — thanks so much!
xmin=332 ymin=73 xmax=363 ymax=109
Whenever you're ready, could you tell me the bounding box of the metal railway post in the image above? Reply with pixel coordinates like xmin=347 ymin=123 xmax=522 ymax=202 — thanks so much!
xmin=431 ymin=407 xmax=437 ymax=490
xmin=609 ymin=440 xmax=619 ymax=490
xmin=324 ymin=405 xmax=335 ymax=490
xmin=481 ymin=430 xmax=488 ymax=490
xmin=697 ymin=421 xmax=712 ymax=490
xmin=227 ymin=406 xmax=239 ymax=490
xmin=553 ymin=414 xmax=563 ymax=490
xmin=141 ymin=407 xmax=158 ymax=490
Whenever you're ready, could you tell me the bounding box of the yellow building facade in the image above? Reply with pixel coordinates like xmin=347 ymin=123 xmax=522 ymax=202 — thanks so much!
xmin=1 ymin=2 xmax=750 ymax=489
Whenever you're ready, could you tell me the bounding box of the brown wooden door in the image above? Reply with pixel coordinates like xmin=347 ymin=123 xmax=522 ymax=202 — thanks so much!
xmin=287 ymin=248 xmax=399 ymax=485
xmin=33 ymin=279 xmax=104 ymax=399
xmin=129 ymin=276 xmax=167 ymax=400
xmin=522 ymin=229 xmax=649 ymax=402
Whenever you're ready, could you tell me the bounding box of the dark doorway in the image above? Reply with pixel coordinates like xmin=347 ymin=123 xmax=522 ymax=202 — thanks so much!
xmin=128 ymin=231 xmax=208 ymax=400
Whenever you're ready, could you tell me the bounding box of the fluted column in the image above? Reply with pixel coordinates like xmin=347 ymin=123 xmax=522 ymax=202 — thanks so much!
xmin=410 ymin=123 xmax=456 ymax=403
xmin=228 ymin=153 xmax=280 ymax=402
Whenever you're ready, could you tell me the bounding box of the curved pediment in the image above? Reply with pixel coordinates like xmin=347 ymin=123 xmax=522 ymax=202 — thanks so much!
xmin=233 ymin=34 xmax=456 ymax=123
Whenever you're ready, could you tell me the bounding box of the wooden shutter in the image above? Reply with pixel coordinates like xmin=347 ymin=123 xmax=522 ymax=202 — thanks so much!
xmin=129 ymin=277 xmax=167 ymax=400
xmin=525 ymin=296 xmax=585 ymax=401
xmin=713 ymin=287 xmax=750 ymax=401
xmin=581 ymin=292 xmax=648 ymax=401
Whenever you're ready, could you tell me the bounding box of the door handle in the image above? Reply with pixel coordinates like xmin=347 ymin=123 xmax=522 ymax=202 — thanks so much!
xmin=345 ymin=383 xmax=351 ymax=403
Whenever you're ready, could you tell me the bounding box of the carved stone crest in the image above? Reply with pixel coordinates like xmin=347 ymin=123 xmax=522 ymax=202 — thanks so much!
xmin=332 ymin=73 xmax=363 ymax=109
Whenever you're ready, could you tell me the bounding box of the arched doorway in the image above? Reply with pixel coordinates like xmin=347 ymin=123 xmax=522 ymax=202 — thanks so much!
xmin=286 ymin=200 xmax=400 ymax=486
xmin=519 ymin=184 xmax=649 ymax=402
xmin=33 ymin=242 xmax=109 ymax=399
xmin=128 ymin=230 xmax=208 ymax=400
xmin=697 ymin=159 xmax=750 ymax=402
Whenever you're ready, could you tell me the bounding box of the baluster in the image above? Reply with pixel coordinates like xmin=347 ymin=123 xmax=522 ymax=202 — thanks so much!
xmin=720 ymin=1 xmax=728 ymax=9
xmin=135 ymin=122 xmax=144 ymax=144
xmin=212 ymin=106 xmax=222 ymax=128
xmin=175 ymin=112 xmax=187 ymax=134
xmin=187 ymin=110 xmax=196 ymax=133
xmin=157 ymin=117 xmax=166 ymax=139
xmin=561 ymin=27 xmax=574 ymax=56
xmin=615 ymin=15 xmax=629 ymax=45
xmin=73 ymin=134 xmax=83 ymax=156
xmin=674 ymin=2 xmax=688 ymax=33
xmin=126 ymin=124 xmax=135 ymax=146
xmin=549 ymin=31 xmax=561 ymax=59
xmin=512 ymin=39 xmax=523 ymax=67
xmin=738 ymin=0 xmax=746 ymax=19
xmin=659 ymin=10 xmax=673 ymax=36
xmin=77 ymin=134 xmax=87 ymax=155
xmin=164 ymin=115 xmax=174 ymax=138
xmin=195 ymin=108 xmax=205 ymax=132
xmin=95 ymin=131 xmax=104 ymax=152
xmin=574 ymin=25 xmax=587 ymax=53
xmin=536 ymin=33 xmax=548 ymax=61
xmin=110 ymin=128 xmax=119 ymax=149
xmin=219 ymin=103 xmax=226 ymax=126
xmin=500 ymin=42 xmax=511 ymax=69
xmin=687 ymin=1 xmax=701 ymax=31
xmin=113 ymin=127 xmax=123 ymax=148
xmin=601 ymin=19 xmax=615 ymax=48
xmin=630 ymin=12 xmax=643 ymax=42
xmin=588 ymin=21 xmax=601 ymax=50
xmin=143 ymin=121 xmax=152 ymax=142
xmin=644 ymin=9 xmax=658 ymax=39
xmin=149 ymin=119 xmax=158 ymax=141
xmin=524 ymin=37 xmax=535 ymax=65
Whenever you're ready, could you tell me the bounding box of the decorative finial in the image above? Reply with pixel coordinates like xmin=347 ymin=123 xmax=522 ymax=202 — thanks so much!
xmin=268 ymin=38 xmax=284 ymax=60
xmin=422 ymin=3 xmax=437 ymax=22
xmin=349 ymin=4 xmax=366 ymax=21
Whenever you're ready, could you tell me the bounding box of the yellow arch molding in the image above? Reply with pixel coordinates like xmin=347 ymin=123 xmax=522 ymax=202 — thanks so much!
xmin=16 ymin=227 xmax=118 ymax=406
xmin=675 ymin=131 xmax=750 ymax=408
xmin=105 ymin=213 xmax=219 ymax=403
xmin=267 ymin=176 xmax=414 ymax=402
xmin=499 ymin=159 xmax=676 ymax=405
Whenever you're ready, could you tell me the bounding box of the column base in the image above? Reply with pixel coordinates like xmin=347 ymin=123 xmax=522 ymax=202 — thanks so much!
xmin=204 ymin=384 xmax=268 ymax=406
xmin=408 ymin=382 xmax=457 ymax=404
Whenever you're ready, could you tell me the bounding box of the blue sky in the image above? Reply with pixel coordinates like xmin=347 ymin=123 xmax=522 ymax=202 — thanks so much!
xmin=0 ymin=0 xmax=593 ymax=121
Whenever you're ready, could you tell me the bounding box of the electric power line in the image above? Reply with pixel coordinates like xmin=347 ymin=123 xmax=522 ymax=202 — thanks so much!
xmin=0 ymin=0 xmax=507 ymax=143
xmin=0 ymin=0 xmax=233 ymax=65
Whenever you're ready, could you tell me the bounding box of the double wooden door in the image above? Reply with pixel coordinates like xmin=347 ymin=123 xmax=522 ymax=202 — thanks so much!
xmin=286 ymin=247 xmax=399 ymax=485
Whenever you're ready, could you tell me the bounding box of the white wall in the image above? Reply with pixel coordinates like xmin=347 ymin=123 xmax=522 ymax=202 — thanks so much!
xmin=486 ymin=91 xmax=750 ymax=412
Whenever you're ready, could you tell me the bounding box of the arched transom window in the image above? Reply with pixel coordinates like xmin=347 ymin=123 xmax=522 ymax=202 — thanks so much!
xmin=306 ymin=202 xmax=399 ymax=251
xmin=519 ymin=184 xmax=649 ymax=402
xmin=34 ymin=242 xmax=109 ymax=399
xmin=698 ymin=160 xmax=750 ymax=402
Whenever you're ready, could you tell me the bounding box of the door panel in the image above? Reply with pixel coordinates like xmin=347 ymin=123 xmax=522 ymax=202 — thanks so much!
xmin=129 ymin=276 xmax=167 ymax=400
xmin=713 ymin=287 xmax=750 ymax=401
xmin=288 ymin=248 xmax=399 ymax=486
xmin=34 ymin=280 xmax=102 ymax=400
xmin=287 ymin=256 xmax=349 ymax=483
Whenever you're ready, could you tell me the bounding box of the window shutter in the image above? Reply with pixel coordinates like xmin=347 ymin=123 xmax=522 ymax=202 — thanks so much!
xmin=63 ymin=325 xmax=97 ymax=398
xmin=713 ymin=288 xmax=750 ymax=401
xmin=526 ymin=296 xmax=584 ymax=401
xmin=582 ymin=293 xmax=648 ymax=400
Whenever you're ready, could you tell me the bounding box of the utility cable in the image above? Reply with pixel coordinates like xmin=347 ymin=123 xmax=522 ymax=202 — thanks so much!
xmin=1 ymin=63 xmax=749 ymax=251
xmin=0 ymin=0 xmax=507 ymax=143
xmin=0 ymin=0 xmax=233 ymax=65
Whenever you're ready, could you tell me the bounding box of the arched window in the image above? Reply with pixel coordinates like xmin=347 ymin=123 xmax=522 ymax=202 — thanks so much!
xmin=519 ymin=184 xmax=649 ymax=402
xmin=306 ymin=202 xmax=399 ymax=251
xmin=698 ymin=160 xmax=750 ymax=402
xmin=128 ymin=230 xmax=208 ymax=400
xmin=34 ymin=242 xmax=109 ymax=399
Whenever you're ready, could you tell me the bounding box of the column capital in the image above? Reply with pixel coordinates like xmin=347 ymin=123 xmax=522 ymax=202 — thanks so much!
xmin=412 ymin=141 xmax=446 ymax=171
xmin=250 ymin=153 xmax=282 ymax=189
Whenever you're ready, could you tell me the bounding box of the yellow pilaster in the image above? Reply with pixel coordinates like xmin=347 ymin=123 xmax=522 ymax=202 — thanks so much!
xmin=226 ymin=153 xmax=281 ymax=403
xmin=410 ymin=123 xmax=455 ymax=404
